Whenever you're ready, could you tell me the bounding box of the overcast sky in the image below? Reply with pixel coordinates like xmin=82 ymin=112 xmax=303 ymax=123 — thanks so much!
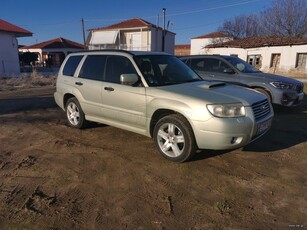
xmin=1 ymin=0 xmax=272 ymax=46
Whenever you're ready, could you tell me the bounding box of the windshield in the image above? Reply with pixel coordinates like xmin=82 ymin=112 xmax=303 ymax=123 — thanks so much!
xmin=134 ymin=55 xmax=202 ymax=86
xmin=224 ymin=56 xmax=261 ymax=73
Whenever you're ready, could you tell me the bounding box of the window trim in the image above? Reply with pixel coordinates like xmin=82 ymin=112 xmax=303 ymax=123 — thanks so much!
xmin=295 ymin=53 xmax=307 ymax=68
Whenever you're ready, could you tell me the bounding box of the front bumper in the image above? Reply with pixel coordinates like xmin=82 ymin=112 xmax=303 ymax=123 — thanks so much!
xmin=271 ymin=84 xmax=304 ymax=107
xmin=192 ymin=107 xmax=273 ymax=150
xmin=280 ymin=92 xmax=304 ymax=107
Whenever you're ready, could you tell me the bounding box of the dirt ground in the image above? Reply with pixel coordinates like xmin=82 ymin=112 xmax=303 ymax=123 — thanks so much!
xmin=0 ymin=85 xmax=306 ymax=230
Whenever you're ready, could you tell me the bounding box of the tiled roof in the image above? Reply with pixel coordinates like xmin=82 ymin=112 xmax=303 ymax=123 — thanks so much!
xmin=0 ymin=19 xmax=32 ymax=37
xmin=175 ymin=44 xmax=191 ymax=49
xmin=90 ymin=18 xmax=157 ymax=31
xmin=206 ymin=36 xmax=307 ymax=48
xmin=89 ymin=17 xmax=175 ymax=34
xmin=21 ymin=37 xmax=85 ymax=49
xmin=192 ymin=32 xmax=231 ymax=39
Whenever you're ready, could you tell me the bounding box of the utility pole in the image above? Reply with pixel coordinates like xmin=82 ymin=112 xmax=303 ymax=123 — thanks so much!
xmin=162 ymin=8 xmax=166 ymax=52
xmin=81 ymin=18 xmax=87 ymax=50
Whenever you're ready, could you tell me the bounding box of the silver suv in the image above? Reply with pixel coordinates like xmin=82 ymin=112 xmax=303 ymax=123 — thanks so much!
xmin=54 ymin=50 xmax=274 ymax=162
xmin=180 ymin=55 xmax=304 ymax=107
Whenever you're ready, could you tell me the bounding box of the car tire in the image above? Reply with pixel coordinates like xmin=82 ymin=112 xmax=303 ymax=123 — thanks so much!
xmin=255 ymin=88 xmax=272 ymax=103
xmin=65 ymin=97 xmax=87 ymax=129
xmin=153 ymin=114 xmax=197 ymax=163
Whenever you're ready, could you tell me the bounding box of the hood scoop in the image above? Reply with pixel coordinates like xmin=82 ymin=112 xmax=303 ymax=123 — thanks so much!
xmin=197 ymin=82 xmax=226 ymax=89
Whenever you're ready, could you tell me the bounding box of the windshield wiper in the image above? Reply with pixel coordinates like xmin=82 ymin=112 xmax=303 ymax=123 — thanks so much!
xmin=185 ymin=79 xmax=203 ymax=83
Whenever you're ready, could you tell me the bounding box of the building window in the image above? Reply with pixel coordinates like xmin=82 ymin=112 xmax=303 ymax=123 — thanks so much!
xmin=270 ymin=53 xmax=281 ymax=72
xmin=247 ymin=55 xmax=262 ymax=68
xmin=296 ymin=53 xmax=307 ymax=68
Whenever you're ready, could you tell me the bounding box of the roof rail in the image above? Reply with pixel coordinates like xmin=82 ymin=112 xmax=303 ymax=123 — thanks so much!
xmin=73 ymin=49 xmax=134 ymax=55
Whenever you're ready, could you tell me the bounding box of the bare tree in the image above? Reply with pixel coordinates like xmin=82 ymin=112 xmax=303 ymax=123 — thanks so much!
xmin=218 ymin=14 xmax=261 ymax=39
xmin=219 ymin=0 xmax=307 ymax=38
xmin=260 ymin=0 xmax=307 ymax=37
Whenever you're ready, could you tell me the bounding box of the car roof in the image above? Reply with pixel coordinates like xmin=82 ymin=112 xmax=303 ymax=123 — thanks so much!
xmin=69 ymin=49 xmax=170 ymax=57
xmin=179 ymin=54 xmax=229 ymax=59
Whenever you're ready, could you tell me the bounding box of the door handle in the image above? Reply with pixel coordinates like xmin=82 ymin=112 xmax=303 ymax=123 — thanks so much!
xmin=75 ymin=82 xmax=83 ymax=86
xmin=104 ymin=87 xmax=114 ymax=91
xmin=209 ymin=74 xmax=215 ymax=77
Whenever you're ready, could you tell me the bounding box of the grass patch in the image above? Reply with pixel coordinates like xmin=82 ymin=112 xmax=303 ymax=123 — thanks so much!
xmin=0 ymin=71 xmax=56 ymax=91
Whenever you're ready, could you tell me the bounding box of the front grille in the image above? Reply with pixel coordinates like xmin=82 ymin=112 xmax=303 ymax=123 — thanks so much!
xmin=251 ymin=99 xmax=271 ymax=122
xmin=296 ymin=83 xmax=304 ymax=93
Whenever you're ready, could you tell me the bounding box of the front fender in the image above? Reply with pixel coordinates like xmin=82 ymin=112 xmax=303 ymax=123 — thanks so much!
xmin=146 ymin=97 xmax=213 ymax=137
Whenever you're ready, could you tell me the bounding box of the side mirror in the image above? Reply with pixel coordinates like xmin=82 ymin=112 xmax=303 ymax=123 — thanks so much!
xmin=223 ymin=68 xmax=236 ymax=74
xmin=120 ymin=74 xmax=139 ymax=85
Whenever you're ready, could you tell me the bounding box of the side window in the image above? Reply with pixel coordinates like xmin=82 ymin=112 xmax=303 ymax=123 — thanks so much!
xmin=62 ymin=55 xmax=83 ymax=76
xmin=190 ymin=59 xmax=204 ymax=71
xmin=79 ymin=55 xmax=106 ymax=81
xmin=105 ymin=56 xmax=137 ymax=84
xmin=205 ymin=58 xmax=229 ymax=73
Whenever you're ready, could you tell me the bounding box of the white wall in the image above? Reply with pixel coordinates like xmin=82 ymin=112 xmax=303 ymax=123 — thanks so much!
xmin=203 ymin=47 xmax=247 ymax=59
xmin=149 ymin=28 xmax=175 ymax=54
xmin=164 ymin=31 xmax=175 ymax=54
xmin=0 ymin=32 xmax=20 ymax=75
xmin=191 ymin=38 xmax=211 ymax=55
xmin=191 ymin=37 xmax=232 ymax=55
xmin=88 ymin=28 xmax=175 ymax=54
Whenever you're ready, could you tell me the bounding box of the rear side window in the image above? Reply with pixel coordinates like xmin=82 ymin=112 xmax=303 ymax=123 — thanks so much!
xmin=63 ymin=55 xmax=83 ymax=76
xmin=79 ymin=55 xmax=106 ymax=81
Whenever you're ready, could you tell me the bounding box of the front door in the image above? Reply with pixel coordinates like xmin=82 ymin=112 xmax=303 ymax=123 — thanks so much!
xmin=101 ymin=55 xmax=147 ymax=132
xmin=190 ymin=57 xmax=240 ymax=84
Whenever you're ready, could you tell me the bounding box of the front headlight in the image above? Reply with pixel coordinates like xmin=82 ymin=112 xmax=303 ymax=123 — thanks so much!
xmin=270 ymin=81 xmax=293 ymax=89
xmin=207 ymin=103 xmax=245 ymax=118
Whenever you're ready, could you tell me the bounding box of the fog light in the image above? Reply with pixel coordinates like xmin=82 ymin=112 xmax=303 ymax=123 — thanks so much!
xmin=231 ymin=137 xmax=243 ymax=144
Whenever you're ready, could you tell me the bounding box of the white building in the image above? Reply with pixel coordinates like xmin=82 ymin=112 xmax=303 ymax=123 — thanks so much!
xmin=19 ymin=37 xmax=84 ymax=67
xmin=0 ymin=19 xmax=32 ymax=75
xmin=87 ymin=18 xmax=176 ymax=54
xmin=204 ymin=36 xmax=307 ymax=75
xmin=190 ymin=32 xmax=232 ymax=55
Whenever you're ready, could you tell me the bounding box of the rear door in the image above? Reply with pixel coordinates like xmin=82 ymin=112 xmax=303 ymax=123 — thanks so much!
xmin=75 ymin=54 xmax=106 ymax=117
xmin=101 ymin=55 xmax=147 ymax=130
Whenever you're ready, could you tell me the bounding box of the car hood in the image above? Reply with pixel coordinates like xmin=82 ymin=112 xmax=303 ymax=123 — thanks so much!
xmin=147 ymin=81 xmax=266 ymax=106
xmin=245 ymin=72 xmax=302 ymax=85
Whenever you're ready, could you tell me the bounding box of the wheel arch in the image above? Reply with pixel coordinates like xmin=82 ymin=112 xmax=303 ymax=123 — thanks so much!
xmin=149 ymin=109 xmax=193 ymax=138
xmin=63 ymin=93 xmax=76 ymax=108
xmin=251 ymin=86 xmax=273 ymax=102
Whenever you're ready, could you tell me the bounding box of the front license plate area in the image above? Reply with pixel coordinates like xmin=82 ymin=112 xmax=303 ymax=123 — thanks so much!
xmin=257 ymin=118 xmax=272 ymax=135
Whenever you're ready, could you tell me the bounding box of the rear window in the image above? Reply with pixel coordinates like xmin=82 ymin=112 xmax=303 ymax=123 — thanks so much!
xmin=63 ymin=55 xmax=83 ymax=76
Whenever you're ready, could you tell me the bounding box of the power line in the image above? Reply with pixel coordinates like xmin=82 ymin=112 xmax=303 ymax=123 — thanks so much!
xmin=175 ymin=20 xmax=225 ymax=31
xmin=18 ymin=0 xmax=262 ymax=28
xmin=84 ymin=0 xmax=262 ymax=23
xmin=167 ymin=0 xmax=261 ymax=17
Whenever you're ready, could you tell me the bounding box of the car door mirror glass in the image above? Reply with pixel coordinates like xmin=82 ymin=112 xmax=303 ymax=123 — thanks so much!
xmin=120 ymin=74 xmax=139 ymax=85
xmin=223 ymin=68 xmax=235 ymax=74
